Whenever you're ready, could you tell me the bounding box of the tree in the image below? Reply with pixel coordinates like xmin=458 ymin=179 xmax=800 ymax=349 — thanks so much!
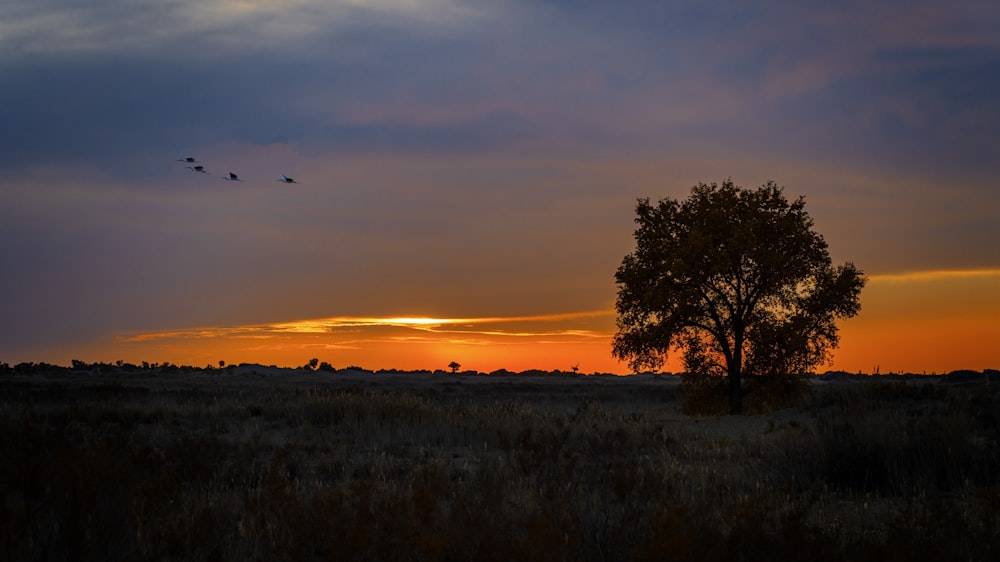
xmin=448 ymin=361 xmax=461 ymax=373
xmin=613 ymin=179 xmax=865 ymax=414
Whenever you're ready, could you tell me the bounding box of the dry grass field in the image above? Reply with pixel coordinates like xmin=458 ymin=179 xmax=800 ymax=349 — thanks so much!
xmin=2 ymin=365 xmax=999 ymax=561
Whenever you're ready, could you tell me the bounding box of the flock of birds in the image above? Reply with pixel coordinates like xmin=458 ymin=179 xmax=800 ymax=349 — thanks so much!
xmin=176 ymin=157 xmax=298 ymax=184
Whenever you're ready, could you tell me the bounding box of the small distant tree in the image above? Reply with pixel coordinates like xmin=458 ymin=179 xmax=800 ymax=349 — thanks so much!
xmin=614 ymin=179 xmax=865 ymax=414
xmin=448 ymin=361 xmax=461 ymax=373
xmin=306 ymin=358 xmax=319 ymax=371
xmin=219 ymin=360 xmax=225 ymax=369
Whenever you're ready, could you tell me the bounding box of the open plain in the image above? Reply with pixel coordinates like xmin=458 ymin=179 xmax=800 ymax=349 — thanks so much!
xmin=2 ymin=366 xmax=999 ymax=561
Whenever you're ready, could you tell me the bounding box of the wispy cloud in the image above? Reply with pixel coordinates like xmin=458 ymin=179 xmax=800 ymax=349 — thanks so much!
xmin=0 ymin=0 xmax=497 ymax=58
xmin=121 ymin=310 xmax=615 ymax=343
xmin=868 ymin=268 xmax=1000 ymax=283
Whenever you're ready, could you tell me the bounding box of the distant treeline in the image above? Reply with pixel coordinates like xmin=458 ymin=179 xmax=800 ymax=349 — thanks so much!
xmin=0 ymin=360 xmax=997 ymax=381
xmin=0 ymin=360 xmax=614 ymax=377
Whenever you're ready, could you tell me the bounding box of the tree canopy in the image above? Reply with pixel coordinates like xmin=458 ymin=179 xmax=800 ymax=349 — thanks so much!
xmin=613 ymin=179 xmax=865 ymax=414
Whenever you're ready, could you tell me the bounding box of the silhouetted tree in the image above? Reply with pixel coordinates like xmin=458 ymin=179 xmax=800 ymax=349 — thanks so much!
xmin=614 ymin=179 xmax=865 ymax=414
xmin=448 ymin=361 xmax=461 ymax=373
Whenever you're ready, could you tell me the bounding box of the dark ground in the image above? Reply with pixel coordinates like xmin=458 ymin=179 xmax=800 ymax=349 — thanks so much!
xmin=3 ymin=366 xmax=999 ymax=561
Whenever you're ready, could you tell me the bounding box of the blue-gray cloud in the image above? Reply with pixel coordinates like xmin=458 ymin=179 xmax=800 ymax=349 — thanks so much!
xmin=3 ymin=0 xmax=998 ymax=179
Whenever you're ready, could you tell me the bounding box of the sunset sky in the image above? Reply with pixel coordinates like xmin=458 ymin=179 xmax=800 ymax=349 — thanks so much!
xmin=2 ymin=0 xmax=998 ymax=374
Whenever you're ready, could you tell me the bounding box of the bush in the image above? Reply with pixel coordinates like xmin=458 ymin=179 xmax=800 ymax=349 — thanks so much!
xmin=681 ymin=372 xmax=808 ymax=415
xmin=680 ymin=372 xmax=729 ymax=416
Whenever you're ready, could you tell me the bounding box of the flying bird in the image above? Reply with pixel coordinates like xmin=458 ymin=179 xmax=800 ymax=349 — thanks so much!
xmin=223 ymin=172 xmax=242 ymax=181
xmin=278 ymin=173 xmax=297 ymax=184
xmin=187 ymin=165 xmax=207 ymax=173
xmin=177 ymin=157 xmax=198 ymax=163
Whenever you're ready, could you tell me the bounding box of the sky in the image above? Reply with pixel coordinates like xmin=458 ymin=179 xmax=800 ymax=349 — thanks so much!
xmin=1 ymin=0 xmax=998 ymax=374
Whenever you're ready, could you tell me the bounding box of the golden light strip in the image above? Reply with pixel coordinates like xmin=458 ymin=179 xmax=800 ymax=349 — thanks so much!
xmin=121 ymin=310 xmax=615 ymax=342
xmin=868 ymin=268 xmax=1000 ymax=283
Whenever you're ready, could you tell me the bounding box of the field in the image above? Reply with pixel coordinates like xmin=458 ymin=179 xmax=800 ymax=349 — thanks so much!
xmin=3 ymin=366 xmax=1000 ymax=561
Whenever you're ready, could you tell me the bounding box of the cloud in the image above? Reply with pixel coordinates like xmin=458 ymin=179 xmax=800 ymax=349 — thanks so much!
xmin=4 ymin=0 xmax=997 ymax=178
xmin=121 ymin=310 xmax=614 ymax=343
xmin=0 ymin=0 xmax=525 ymax=174
xmin=869 ymin=268 xmax=1000 ymax=283
xmin=0 ymin=0 xmax=495 ymax=58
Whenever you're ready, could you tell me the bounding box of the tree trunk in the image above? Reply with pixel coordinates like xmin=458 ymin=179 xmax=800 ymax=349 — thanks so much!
xmin=729 ymin=329 xmax=744 ymax=415
xmin=728 ymin=368 xmax=742 ymax=415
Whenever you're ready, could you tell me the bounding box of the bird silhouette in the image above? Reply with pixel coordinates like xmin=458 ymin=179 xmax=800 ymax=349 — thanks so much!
xmin=278 ymin=173 xmax=297 ymax=184
xmin=177 ymin=157 xmax=198 ymax=163
xmin=187 ymin=165 xmax=207 ymax=173
xmin=223 ymin=172 xmax=242 ymax=181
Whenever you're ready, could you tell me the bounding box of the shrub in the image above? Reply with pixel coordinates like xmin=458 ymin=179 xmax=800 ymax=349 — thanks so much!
xmin=681 ymin=372 xmax=808 ymax=415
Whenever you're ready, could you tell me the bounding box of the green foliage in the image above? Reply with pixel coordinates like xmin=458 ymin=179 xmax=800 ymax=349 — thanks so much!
xmin=615 ymin=179 xmax=865 ymax=413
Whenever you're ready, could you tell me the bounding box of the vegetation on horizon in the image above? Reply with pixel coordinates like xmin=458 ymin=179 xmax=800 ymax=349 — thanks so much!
xmin=1 ymin=359 xmax=995 ymax=379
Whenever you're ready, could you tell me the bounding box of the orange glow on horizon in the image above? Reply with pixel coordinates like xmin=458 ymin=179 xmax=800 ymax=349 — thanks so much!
xmin=40 ymin=269 xmax=999 ymax=374
xmin=831 ymin=268 xmax=1000 ymax=374
xmin=110 ymin=310 xmax=625 ymax=373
